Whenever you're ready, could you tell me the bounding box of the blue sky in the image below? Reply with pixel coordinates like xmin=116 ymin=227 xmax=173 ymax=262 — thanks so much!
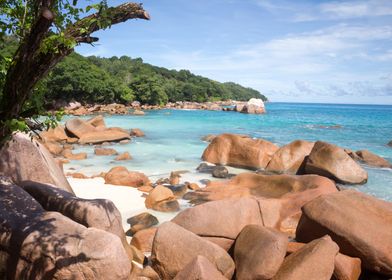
xmin=77 ymin=0 xmax=392 ymax=104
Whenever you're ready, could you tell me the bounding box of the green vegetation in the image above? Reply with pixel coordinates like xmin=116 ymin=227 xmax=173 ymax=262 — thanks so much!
xmin=0 ymin=1 xmax=149 ymax=140
xmin=43 ymin=54 xmax=267 ymax=106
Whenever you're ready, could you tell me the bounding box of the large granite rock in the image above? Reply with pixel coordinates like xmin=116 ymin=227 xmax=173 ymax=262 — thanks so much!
xmin=130 ymin=128 xmax=145 ymax=137
xmin=296 ymin=190 xmax=392 ymax=276
xmin=202 ymin=133 xmax=279 ymax=170
xmin=145 ymin=185 xmax=180 ymax=212
xmin=273 ymin=236 xmax=339 ymax=280
xmin=0 ymin=133 xmax=73 ymax=193
xmin=20 ymin=181 xmax=133 ymax=260
xmin=355 ymin=150 xmax=391 ymax=168
xmin=131 ymin=227 xmax=157 ymax=253
xmin=104 ymin=166 xmax=150 ymax=187
xmin=39 ymin=125 xmax=68 ymax=143
xmin=65 ymin=117 xmax=130 ymax=144
xmin=0 ymin=180 xmax=130 ymax=279
xmin=65 ymin=118 xmax=96 ymax=138
xmin=186 ymin=172 xmax=337 ymax=203
xmin=78 ymin=129 xmax=131 ymax=144
xmin=181 ymin=174 xmax=337 ymax=237
xmin=286 ymin=242 xmax=362 ymax=280
xmin=151 ymin=222 xmax=235 ymax=280
xmin=173 ymin=255 xmax=226 ymax=280
xmin=127 ymin=212 xmax=159 ymax=236
xmin=86 ymin=115 xmax=106 ymax=127
xmin=266 ymin=140 xmax=314 ymax=174
xmin=94 ymin=147 xmax=118 ymax=156
xmin=304 ymin=141 xmax=368 ymax=184
xmin=240 ymin=98 xmax=266 ymax=114
xmin=172 ymin=198 xmax=264 ymax=248
xmin=334 ymin=253 xmax=362 ymax=280
xmin=234 ymin=225 xmax=288 ymax=280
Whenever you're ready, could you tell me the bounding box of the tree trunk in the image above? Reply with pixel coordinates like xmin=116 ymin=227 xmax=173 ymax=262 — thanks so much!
xmin=0 ymin=2 xmax=149 ymax=140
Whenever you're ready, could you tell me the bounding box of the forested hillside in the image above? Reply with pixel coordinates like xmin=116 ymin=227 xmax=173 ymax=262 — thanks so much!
xmin=1 ymin=38 xmax=267 ymax=106
xmin=45 ymin=54 xmax=267 ymax=105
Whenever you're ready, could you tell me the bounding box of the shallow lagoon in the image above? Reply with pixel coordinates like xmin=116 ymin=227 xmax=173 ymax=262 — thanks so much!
xmin=65 ymin=102 xmax=392 ymax=201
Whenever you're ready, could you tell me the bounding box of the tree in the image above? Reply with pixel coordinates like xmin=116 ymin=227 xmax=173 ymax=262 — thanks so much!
xmin=129 ymin=75 xmax=168 ymax=105
xmin=0 ymin=1 xmax=149 ymax=140
xmin=44 ymin=53 xmax=134 ymax=104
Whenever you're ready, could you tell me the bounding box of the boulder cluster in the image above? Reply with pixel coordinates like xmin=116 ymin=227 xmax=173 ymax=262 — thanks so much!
xmin=202 ymin=134 xmax=391 ymax=184
xmin=0 ymin=178 xmax=132 ymax=279
xmin=1 ymin=121 xmax=391 ymax=278
xmin=63 ymin=99 xmax=266 ymax=116
xmin=38 ymin=115 xmax=145 ymax=165
xmin=128 ymin=182 xmax=392 ymax=280
xmin=123 ymin=133 xmax=391 ymax=279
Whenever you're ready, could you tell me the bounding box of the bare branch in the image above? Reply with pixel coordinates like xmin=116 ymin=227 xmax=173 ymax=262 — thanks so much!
xmin=66 ymin=3 xmax=150 ymax=43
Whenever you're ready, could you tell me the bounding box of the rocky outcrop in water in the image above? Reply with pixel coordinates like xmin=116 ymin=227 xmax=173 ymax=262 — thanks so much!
xmin=304 ymin=141 xmax=368 ymax=184
xmin=355 ymin=149 xmax=391 ymax=168
xmin=266 ymin=140 xmax=314 ymax=174
xmin=202 ymin=133 xmax=279 ymax=169
xmin=235 ymin=98 xmax=266 ymax=114
xmin=65 ymin=116 xmax=130 ymax=144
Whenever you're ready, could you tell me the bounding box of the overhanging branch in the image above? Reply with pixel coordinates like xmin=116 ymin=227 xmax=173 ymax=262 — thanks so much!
xmin=0 ymin=1 xmax=150 ymax=130
xmin=66 ymin=3 xmax=150 ymax=44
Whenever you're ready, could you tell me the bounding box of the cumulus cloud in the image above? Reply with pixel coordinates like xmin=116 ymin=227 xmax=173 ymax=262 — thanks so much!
xmin=155 ymin=22 xmax=392 ymax=103
xmin=255 ymin=0 xmax=392 ymax=22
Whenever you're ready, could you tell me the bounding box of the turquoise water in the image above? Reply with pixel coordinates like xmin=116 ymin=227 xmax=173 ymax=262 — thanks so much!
xmin=65 ymin=102 xmax=392 ymax=201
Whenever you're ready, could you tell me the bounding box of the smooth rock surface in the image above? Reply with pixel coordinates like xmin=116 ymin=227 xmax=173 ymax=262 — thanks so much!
xmin=151 ymin=222 xmax=235 ymax=280
xmin=145 ymin=185 xmax=180 ymax=212
xmin=104 ymin=166 xmax=150 ymax=187
xmin=0 ymin=180 xmax=130 ymax=279
xmin=202 ymin=133 xmax=279 ymax=170
xmin=94 ymin=147 xmax=118 ymax=156
xmin=355 ymin=150 xmax=391 ymax=168
xmin=126 ymin=212 xmax=159 ymax=236
xmin=0 ymin=133 xmax=73 ymax=193
xmin=296 ymin=190 xmax=392 ymax=276
xmin=20 ymin=181 xmax=132 ymax=260
xmin=234 ymin=225 xmax=288 ymax=280
xmin=173 ymin=255 xmax=227 ymax=280
xmin=131 ymin=227 xmax=157 ymax=253
xmin=266 ymin=140 xmax=314 ymax=174
xmin=304 ymin=141 xmax=368 ymax=184
xmin=273 ymin=236 xmax=339 ymax=280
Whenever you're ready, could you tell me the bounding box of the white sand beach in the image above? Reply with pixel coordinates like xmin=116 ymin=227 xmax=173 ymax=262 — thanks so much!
xmin=68 ymin=177 xmax=187 ymax=233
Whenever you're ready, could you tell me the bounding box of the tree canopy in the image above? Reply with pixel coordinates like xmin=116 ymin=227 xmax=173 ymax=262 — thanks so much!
xmin=0 ymin=0 xmax=149 ymax=139
xmin=41 ymin=53 xmax=267 ymax=106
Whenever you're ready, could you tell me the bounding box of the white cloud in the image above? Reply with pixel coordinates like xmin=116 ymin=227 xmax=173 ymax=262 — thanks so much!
xmin=154 ymin=23 xmax=392 ymax=103
xmin=320 ymin=0 xmax=392 ymax=19
xmin=294 ymin=0 xmax=392 ymax=22
xmin=255 ymin=0 xmax=392 ymax=22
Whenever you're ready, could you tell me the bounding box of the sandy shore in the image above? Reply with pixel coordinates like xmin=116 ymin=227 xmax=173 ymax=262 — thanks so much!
xmin=67 ymin=165 xmax=248 ymax=236
xmin=68 ymin=177 xmax=180 ymax=233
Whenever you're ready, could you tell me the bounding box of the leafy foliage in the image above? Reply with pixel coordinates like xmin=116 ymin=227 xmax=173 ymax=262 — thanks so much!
xmin=0 ymin=1 xmax=148 ymax=140
xmin=41 ymin=54 xmax=267 ymax=106
xmin=43 ymin=53 xmax=134 ymax=104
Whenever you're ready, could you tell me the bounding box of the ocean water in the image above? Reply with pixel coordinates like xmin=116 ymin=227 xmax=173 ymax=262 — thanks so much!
xmin=65 ymin=102 xmax=392 ymax=201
